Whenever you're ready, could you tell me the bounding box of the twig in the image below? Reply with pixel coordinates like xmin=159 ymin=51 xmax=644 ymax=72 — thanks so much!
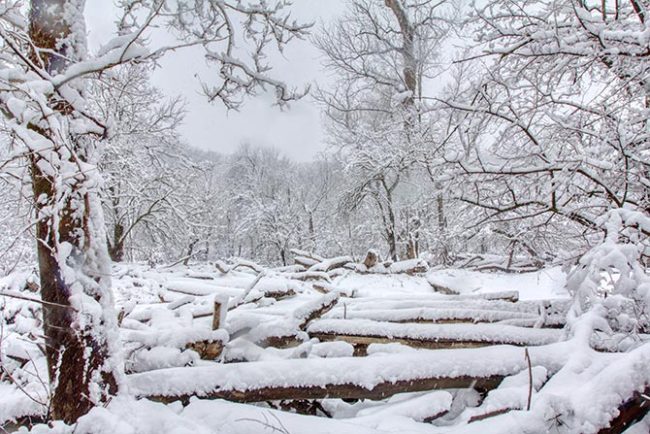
xmin=525 ymin=347 xmax=533 ymax=411
xmin=0 ymin=321 xmax=47 ymax=407
xmin=236 ymin=411 xmax=290 ymax=434
xmin=0 ymin=291 xmax=74 ymax=310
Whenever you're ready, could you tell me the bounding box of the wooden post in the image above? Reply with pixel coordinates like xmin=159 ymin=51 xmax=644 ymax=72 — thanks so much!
xmin=213 ymin=295 xmax=229 ymax=330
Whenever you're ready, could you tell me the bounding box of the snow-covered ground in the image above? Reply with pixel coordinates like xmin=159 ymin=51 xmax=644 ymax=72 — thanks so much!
xmin=2 ymin=263 xmax=648 ymax=433
xmin=427 ymin=267 xmax=569 ymax=301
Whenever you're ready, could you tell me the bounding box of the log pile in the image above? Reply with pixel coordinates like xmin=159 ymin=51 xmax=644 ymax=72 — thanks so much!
xmin=4 ymin=262 xmax=645 ymax=432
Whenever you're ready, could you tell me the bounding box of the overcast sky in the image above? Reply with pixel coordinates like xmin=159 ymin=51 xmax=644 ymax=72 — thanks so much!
xmin=85 ymin=1 xmax=346 ymax=161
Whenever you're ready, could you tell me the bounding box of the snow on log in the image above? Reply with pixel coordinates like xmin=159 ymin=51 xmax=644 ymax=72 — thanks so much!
xmin=122 ymin=326 xmax=229 ymax=363
xmin=466 ymin=365 xmax=549 ymax=423
xmin=232 ymin=259 xmax=265 ymax=274
xmin=130 ymin=343 xmax=570 ymax=403
xmin=343 ymin=291 xmax=520 ymax=306
xmin=363 ymin=249 xmax=379 ymax=269
xmin=308 ymin=319 xmax=562 ymax=353
xmin=308 ymin=256 xmax=354 ymax=273
xmin=0 ymin=384 xmax=47 ymax=427
xmin=214 ymin=260 xmax=231 ymax=274
xmin=459 ymin=291 xmax=519 ymax=302
xmin=122 ymin=327 xmax=229 ymax=351
xmin=312 ymin=282 xmax=355 ymax=297
xmin=558 ymin=343 xmax=650 ymax=433
xmin=283 ymin=271 xmax=331 ymax=282
xmin=326 ymin=307 xmax=540 ymax=325
xmin=167 ymin=295 xmax=195 ymax=310
xmin=247 ymin=319 xmax=309 ymax=348
xmin=356 ymin=258 xmax=429 ymax=275
xmin=344 ymin=297 xmax=567 ymax=315
xmin=597 ymin=388 xmax=650 ymax=434
xmin=163 ymin=280 xmax=241 ymax=298
xmin=290 ymin=249 xmax=325 ymax=262
xmin=294 ymin=256 xmax=319 ymax=268
xmin=214 ymin=259 xmax=265 ymax=274
xmin=294 ymin=293 xmax=341 ymax=330
xmin=353 ymin=390 xmax=453 ymax=423
xmin=388 ymin=259 xmax=429 ymax=274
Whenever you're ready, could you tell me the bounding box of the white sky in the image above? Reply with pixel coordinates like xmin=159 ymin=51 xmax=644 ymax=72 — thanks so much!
xmin=85 ymin=1 xmax=347 ymax=161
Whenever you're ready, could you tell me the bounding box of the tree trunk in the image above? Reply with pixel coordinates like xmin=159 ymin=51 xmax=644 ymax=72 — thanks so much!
xmin=387 ymin=225 xmax=398 ymax=262
xmin=406 ymin=237 xmax=417 ymax=259
xmin=385 ymin=0 xmax=417 ymax=108
xmin=280 ymin=247 xmax=287 ymax=266
xmin=385 ymin=194 xmax=399 ymax=262
xmin=184 ymin=238 xmax=199 ymax=266
xmin=29 ymin=0 xmax=122 ymax=423
xmin=108 ymin=222 xmax=126 ymax=262
xmin=437 ymin=193 xmax=449 ymax=264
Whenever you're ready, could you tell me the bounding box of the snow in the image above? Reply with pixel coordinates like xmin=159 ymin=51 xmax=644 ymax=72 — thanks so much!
xmin=308 ymin=319 xmax=563 ymax=346
xmin=354 ymin=390 xmax=452 ymax=423
xmin=332 ymin=273 xmax=437 ymax=297
xmin=328 ymin=306 xmax=539 ymax=323
xmin=0 ymin=383 xmax=47 ymax=426
xmin=2 ymin=261 xmax=647 ymax=433
xmin=427 ymin=267 xmax=570 ymax=301
xmin=129 ymin=343 xmax=571 ymax=399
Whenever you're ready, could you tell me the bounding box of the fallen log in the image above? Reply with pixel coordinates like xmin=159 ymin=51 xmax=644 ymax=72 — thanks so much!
xmin=131 ymin=343 xmax=569 ymax=404
xmin=342 ymin=292 xmax=523 ymax=309
xmin=261 ymin=288 xmax=297 ymax=300
xmin=327 ymin=307 xmax=539 ymax=325
xmin=217 ymin=376 xmax=502 ymax=403
xmin=294 ymin=256 xmax=319 ymax=269
xmin=187 ymin=340 xmax=224 ymax=360
xmin=290 ymin=249 xmax=325 ymax=262
xmin=122 ymin=327 xmax=229 ymax=361
xmin=258 ymin=334 xmax=307 ymax=349
xmin=215 ymin=259 xmax=265 ymax=274
xmin=430 ymin=283 xmax=459 ymax=295
xmin=294 ymin=293 xmax=340 ymax=330
xmin=308 ymin=319 xmax=562 ymax=354
xmin=308 ymin=256 xmax=354 ymax=273
xmin=284 ymin=271 xmax=331 ymax=282
xmin=314 ymin=335 xmax=499 ymax=356
xmin=597 ymin=388 xmax=650 ymax=434
xmin=312 ymin=283 xmax=355 ymax=297
xmin=351 ymin=390 xmax=454 ymax=423
xmin=248 ymin=294 xmax=342 ymax=349
xmin=355 ymin=258 xmax=429 ymax=275
xmin=341 ymin=298 xmax=569 ymax=319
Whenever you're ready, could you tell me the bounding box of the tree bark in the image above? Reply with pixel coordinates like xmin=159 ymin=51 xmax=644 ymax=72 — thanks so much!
xmin=385 ymin=0 xmax=417 ymax=108
xmin=29 ymin=0 xmax=121 ymax=423
xmin=108 ymin=222 xmax=126 ymax=262
xmin=183 ymin=238 xmax=199 ymax=266
xmin=437 ymin=193 xmax=449 ymax=264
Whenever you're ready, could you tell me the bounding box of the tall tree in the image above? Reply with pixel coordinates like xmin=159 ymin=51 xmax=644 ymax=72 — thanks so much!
xmin=0 ymin=0 xmax=308 ymax=422
xmin=18 ymin=0 xmax=122 ymax=421
xmin=91 ymin=64 xmax=187 ymax=262
xmin=315 ymin=0 xmax=456 ymax=260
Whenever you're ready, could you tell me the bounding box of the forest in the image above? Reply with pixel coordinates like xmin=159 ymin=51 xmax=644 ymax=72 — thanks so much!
xmin=0 ymin=0 xmax=649 ymax=433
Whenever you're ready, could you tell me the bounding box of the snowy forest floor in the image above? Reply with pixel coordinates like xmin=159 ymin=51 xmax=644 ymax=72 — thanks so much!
xmin=2 ymin=261 xmax=650 ymax=433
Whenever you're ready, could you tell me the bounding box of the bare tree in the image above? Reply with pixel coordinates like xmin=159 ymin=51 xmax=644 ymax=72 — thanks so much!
xmin=90 ymin=64 xmax=189 ymax=262
xmin=315 ymin=0 xmax=457 ymax=260
xmin=440 ymin=0 xmax=650 ymax=266
xmin=0 ymin=0 xmax=308 ymax=422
